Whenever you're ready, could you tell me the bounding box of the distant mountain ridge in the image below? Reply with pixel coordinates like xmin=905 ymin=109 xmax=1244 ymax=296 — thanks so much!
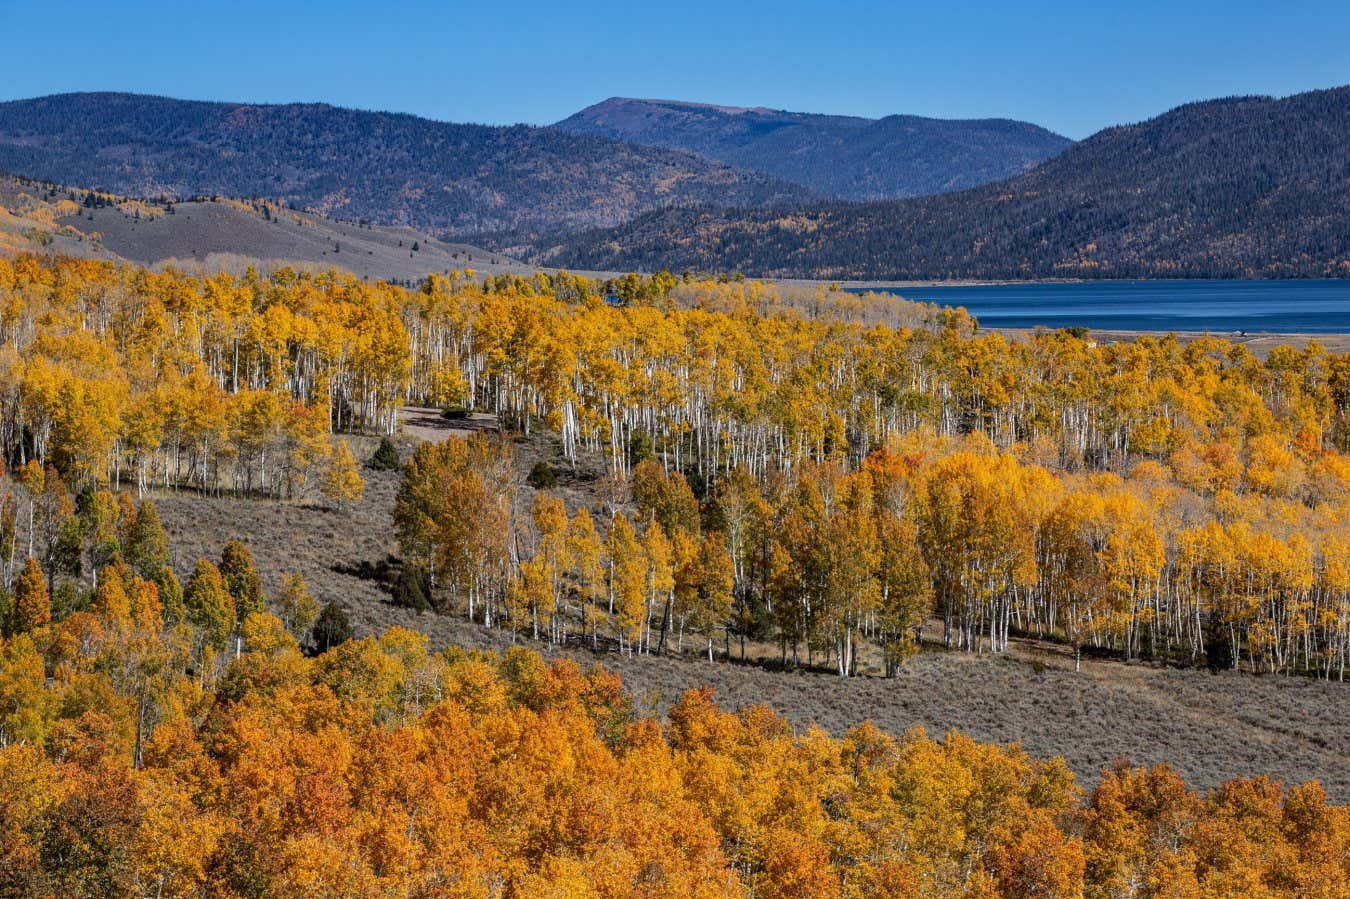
xmin=0 ymin=92 xmax=814 ymax=238
xmin=554 ymin=97 xmax=1073 ymax=200
xmin=533 ymin=87 xmax=1350 ymax=280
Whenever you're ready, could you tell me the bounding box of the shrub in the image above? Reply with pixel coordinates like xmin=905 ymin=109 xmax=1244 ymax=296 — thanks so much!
xmin=527 ymin=461 xmax=557 ymax=489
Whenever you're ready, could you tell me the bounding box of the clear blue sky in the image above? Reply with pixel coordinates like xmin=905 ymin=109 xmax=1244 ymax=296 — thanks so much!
xmin=4 ymin=0 xmax=1349 ymax=139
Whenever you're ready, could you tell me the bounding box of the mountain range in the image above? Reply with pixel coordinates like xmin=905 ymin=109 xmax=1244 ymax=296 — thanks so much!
xmin=0 ymin=92 xmax=1070 ymax=242
xmin=532 ymin=88 xmax=1350 ymax=280
xmin=0 ymin=93 xmax=813 ymax=238
xmin=555 ymin=97 xmax=1072 ymax=200
xmin=3 ymin=88 xmax=1350 ymax=281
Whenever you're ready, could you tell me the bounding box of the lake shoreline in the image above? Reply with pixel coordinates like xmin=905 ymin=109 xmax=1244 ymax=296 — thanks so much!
xmin=842 ymin=279 xmax=1350 ymax=339
xmin=790 ymin=276 xmax=1350 ymax=290
xmin=989 ymin=327 xmax=1350 ymax=356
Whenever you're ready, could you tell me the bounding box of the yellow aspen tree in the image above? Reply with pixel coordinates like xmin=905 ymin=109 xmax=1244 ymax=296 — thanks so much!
xmin=605 ymin=513 xmax=646 ymax=655
xmin=10 ymin=557 xmax=50 ymax=633
xmin=566 ymin=507 xmax=605 ymax=647
xmin=322 ymin=440 xmax=365 ymax=511
xmin=277 ymin=573 xmax=320 ymax=640
xmin=643 ymin=521 xmax=675 ymax=655
xmin=17 ymin=460 xmax=42 ymax=559
xmin=531 ymin=492 xmax=571 ymax=644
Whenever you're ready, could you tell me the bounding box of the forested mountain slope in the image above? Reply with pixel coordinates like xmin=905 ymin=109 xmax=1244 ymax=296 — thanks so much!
xmin=0 ymin=93 xmax=813 ymax=237
xmin=536 ymin=87 xmax=1350 ymax=280
xmin=556 ymin=96 xmax=1072 ymax=199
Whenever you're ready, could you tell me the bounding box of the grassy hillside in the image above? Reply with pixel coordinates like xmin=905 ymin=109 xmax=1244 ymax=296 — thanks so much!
xmin=0 ymin=176 xmax=122 ymax=262
xmin=0 ymin=92 xmax=814 ymax=238
xmin=556 ymin=96 xmax=1072 ymax=199
xmin=0 ymin=174 xmax=523 ymax=279
xmin=537 ymin=87 xmax=1350 ymax=280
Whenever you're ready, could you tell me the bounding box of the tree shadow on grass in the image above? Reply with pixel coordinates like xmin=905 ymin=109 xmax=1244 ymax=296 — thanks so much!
xmin=331 ymin=554 xmax=399 ymax=595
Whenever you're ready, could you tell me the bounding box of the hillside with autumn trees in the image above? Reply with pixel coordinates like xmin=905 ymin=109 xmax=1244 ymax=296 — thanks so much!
xmin=0 ymin=253 xmax=1348 ymax=676
xmin=2 ymin=253 xmax=1350 ymax=893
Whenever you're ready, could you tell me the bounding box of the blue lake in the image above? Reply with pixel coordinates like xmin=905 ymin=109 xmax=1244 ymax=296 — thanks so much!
xmin=863 ymin=280 xmax=1350 ymax=333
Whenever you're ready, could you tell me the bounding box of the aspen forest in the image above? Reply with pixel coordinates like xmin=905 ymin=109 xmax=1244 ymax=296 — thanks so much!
xmin=3 ymin=253 xmax=1350 ymax=895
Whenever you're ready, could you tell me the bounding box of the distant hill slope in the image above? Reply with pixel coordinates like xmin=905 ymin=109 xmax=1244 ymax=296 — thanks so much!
xmin=0 ymin=93 xmax=813 ymax=238
xmin=535 ymin=88 xmax=1350 ymax=280
xmin=555 ymin=97 xmax=1072 ymax=200
xmin=0 ymin=176 xmax=122 ymax=262
xmin=0 ymin=174 xmax=525 ymax=280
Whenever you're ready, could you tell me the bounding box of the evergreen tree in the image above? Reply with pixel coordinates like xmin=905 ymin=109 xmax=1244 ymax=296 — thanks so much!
xmin=527 ymin=461 xmax=557 ymax=489
xmin=153 ymin=565 xmax=185 ymax=626
xmin=51 ymin=581 xmax=84 ymax=620
xmin=313 ymin=601 xmax=354 ymax=651
xmin=628 ymin=433 xmax=657 ymax=466
xmin=392 ymin=564 xmax=429 ymax=613
xmin=47 ymin=516 xmax=84 ymax=579
xmin=368 ymin=437 xmax=402 ymax=472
